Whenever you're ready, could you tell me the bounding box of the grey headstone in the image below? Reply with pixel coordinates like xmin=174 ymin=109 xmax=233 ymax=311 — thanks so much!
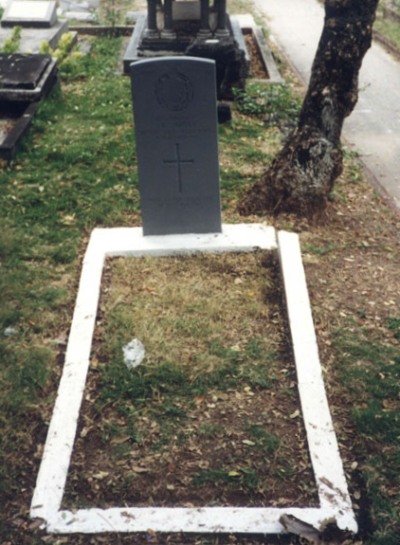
xmin=1 ymin=1 xmax=58 ymax=28
xmin=130 ymin=56 xmax=222 ymax=236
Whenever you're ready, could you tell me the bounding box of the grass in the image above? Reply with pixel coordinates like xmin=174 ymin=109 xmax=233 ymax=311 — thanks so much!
xmin=374 ymin=1 xmax=400 ymax=49
xmin=0 ymin=35 xmax=138 ymax=536
xmin=334 ymin=326 xmax=400 ymax=544
xmin=0 ymin=22 xmax=399 ymax=545
xmin=374 ymin=16 xmax=400 ymax=49
xmin=96 ymin=253 xmax=279 ymax=399
xmin=61 ymin=252 xmax=310 ymax=509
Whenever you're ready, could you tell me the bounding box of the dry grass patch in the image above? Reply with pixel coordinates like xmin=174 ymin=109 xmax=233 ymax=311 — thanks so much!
xmin=63 ymin=252 xmax=319 ymax=510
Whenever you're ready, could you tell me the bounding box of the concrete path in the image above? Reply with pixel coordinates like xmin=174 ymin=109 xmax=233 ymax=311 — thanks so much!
xmin=251 ymin=0 xmax=400 ymax=211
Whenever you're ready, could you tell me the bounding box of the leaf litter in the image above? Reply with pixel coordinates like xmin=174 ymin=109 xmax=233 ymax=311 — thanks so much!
xmin=63 ymin=252 xmax=319 ymax=510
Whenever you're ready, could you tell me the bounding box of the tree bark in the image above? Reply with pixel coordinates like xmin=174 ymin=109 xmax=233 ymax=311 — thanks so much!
xmin=239 ymin=0 xmax=379 ymax=217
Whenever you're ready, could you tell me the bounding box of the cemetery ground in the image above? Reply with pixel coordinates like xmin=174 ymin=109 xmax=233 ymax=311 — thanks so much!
xmin=0 ymin=32 xmax=399 ymax=545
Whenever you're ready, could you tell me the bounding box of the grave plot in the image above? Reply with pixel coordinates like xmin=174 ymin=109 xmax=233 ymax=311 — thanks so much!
xmin=232 ymin=14 xmax=283 ymax=84
xmin=62 ymin=251 xmax=319 ymax=511
xmin=0 ymin=53 xmax=58 ymax=159
xmin=0 ymin=100 xmax=37 ymax=160
xmin=0 ymin=0 xmax=71 ymax=157
xmin=30 ymin=225 xmax=358 ymax=536
xmin=124 ymin=0 xmax=249 ymax=99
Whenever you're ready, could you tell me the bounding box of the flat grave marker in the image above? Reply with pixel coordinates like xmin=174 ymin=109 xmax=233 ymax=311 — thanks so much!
xmin=0 ymin=53 xmax=52 ymax=90
xmin=1 ymin=0 xmax=58 ymax=28
xmin=0 ymin=53 xmax=58 ymax=159
xmin=130 ymin=56 xmax=222 ymax=236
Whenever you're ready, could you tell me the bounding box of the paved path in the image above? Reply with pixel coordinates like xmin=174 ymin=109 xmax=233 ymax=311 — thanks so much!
xmin=251 ymin=0 xmax=400 ymax=211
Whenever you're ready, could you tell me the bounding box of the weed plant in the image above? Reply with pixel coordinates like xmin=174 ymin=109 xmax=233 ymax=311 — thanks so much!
xmin=1 ymin=25 xmax=21 ymax=53
xmin=233 ymin=82 xmax=301 ymax=129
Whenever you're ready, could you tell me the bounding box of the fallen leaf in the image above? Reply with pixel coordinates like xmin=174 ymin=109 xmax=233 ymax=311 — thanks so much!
xmin=93 ymin=471 xmax=109 ymax=480
xmin=131 ymin=465 xmax=150 ymax=473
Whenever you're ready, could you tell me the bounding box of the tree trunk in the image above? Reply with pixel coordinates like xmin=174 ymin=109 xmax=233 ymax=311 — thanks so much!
xmin=239 ymin=0 xmax=379 ymax=217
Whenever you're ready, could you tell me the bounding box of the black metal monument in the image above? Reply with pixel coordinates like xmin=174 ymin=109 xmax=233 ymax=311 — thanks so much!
xmin=124 ymin=0 xmax=248 ymax=101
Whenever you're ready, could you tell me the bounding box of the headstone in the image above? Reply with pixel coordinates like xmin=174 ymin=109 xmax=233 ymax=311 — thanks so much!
xmin=130 ymin=56 xmax=222 ymax=236
xmin=1 ymin=1 xmax=58 ymax=28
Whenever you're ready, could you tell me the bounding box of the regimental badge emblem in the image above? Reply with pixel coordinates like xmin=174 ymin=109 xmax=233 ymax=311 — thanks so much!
xmin=154 ymin=71 xmax=194 ymax=111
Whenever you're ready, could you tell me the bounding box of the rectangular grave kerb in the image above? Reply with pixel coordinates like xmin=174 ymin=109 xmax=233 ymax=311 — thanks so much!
xmin=30 ymin=224 xmax=357 ymax=535
xmin=130 ymin=57 xmax=222 ymax=236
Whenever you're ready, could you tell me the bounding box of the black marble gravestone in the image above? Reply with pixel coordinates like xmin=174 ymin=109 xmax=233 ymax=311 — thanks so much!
xmin=130 ymin=56 xmax=222 ymax=236
xmin=124 ymin=1 xmax=248 ymax=101
xmin=0 ymin=54 xmax=51 ymax=89
xmin=0 ymin=53 xmax=58 ymax=100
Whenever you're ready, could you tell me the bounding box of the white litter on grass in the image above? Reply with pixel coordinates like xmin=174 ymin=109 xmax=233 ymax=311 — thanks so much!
xmin=123 ymin=339 xmax=145 ymax=369
xmin=3 ymin=326 xmax=18 ymax=337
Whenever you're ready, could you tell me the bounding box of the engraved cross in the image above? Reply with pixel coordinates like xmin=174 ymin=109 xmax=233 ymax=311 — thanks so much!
xmin=163 ymin=143 xmax=194 ymax=194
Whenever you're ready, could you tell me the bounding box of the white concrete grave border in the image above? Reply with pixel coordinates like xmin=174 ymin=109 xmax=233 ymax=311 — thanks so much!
xmin=30 ymin=224 xmax=357 ymax=535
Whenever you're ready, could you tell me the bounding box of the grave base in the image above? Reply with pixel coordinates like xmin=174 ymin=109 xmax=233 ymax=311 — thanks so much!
xmin=30 ymin=225 xmax=357 ymax=536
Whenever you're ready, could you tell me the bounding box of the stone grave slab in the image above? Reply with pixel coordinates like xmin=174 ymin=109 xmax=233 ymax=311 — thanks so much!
xmin=0 ymin=53 xmax=58 ymax=158
xmin=1 ymin=0 xmax=58 ymax=28
xmin=0 ymin=54 xmax=50 ymax=89
xmin=0 ymin=53 xmax=58 ymax=101
xmin=0 ymin=20 xmax=70 ymax=53
xmin=130 ymin=56 xmax=221 ymax=236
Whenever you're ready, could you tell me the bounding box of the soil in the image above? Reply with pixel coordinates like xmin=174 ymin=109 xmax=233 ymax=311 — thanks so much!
xmin=0 ymin=118 xmax=15 ymax=143
xmin=244 ymin=32 xmax=269 ymax=79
